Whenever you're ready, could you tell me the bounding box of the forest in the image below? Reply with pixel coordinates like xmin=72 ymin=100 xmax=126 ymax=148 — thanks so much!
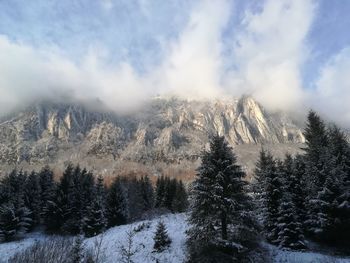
xmin=0 ymin=110 xmax=349 ymax=262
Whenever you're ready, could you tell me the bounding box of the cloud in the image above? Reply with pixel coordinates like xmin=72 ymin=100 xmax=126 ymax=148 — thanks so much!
xmin=0 ymin=36 xmax=149 ymax=113
xmin=153 ymin=0 xmax=230 ymax=99
xmin=313 ymin=47 xmax=350 ymax=126
xmin=0 ymin=0 xmax=231 ymax=114
xmin=225 ymin=0 xmax=316 ymax=112
xmin=0 ymin=0 xmax=349 ymax=128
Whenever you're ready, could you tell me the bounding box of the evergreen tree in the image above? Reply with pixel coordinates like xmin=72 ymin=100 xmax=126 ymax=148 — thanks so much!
xmin=106 ymin=177 xmax=128 ymax=227
xmin=253 ymin=149 xmax=271 ymax=221
xmin=275 ymin=155 xmax=306 ymax=250
xmin=172 ymin=180 xmax=188 ymax=213
xmin=275 ymin=198 xmax=306 ymax=250
xmin=139 ymin=175 xmax=154 ymax=212
xmin=24 ymin=171 xmax=41 ymax=227
xmin=163 ymin=178 xmax=177 ymax=211
xmin=0 ymin=201 xmax=31 ymax=241
xmin=187 ymin=134 xmax=258 ymax=262
xmin=327 ymin=125 xmax=350 ymax=244
xmin=63 ymin=167 xmax=95 ymax=234
xmin=264 ymin=157 xmax=283 ymax=244
xmin=120 ymin=229 xmax=138 ymax=263
xmin=84 ymin=175 xmax=107 ymax=237
xmin=124 ymin=176 xmax=144 ymax=221
xmin=39 ymin=166 xmax=56 ymax=220
xmin=43 ymin=164 xmax=73 ymax=232
xmin=155 ymin=176 xmax=166 ymax=209
xmin=153 ymin=221 xmax=171 ymax=252
xmin=292 ymin=155 xmax=308 ymax=228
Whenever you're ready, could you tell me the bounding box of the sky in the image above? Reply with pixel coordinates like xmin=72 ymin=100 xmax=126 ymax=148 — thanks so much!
xmin=0 ymin=0 xmax=350 ymax=125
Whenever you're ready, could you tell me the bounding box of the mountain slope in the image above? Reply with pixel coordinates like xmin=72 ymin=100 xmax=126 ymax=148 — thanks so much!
xmin=1 ymin=213 xmax=349 ymax=263
xmin=0 ymin=96 xmax=305 ymax=176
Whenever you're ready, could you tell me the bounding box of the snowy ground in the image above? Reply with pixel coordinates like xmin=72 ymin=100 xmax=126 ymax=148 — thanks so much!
xmin=0 ymin=213 xmax=349 ymax=263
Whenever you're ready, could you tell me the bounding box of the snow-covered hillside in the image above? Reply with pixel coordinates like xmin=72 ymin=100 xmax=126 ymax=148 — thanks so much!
xmin=0 ymin=213 xmax=349 ymax=263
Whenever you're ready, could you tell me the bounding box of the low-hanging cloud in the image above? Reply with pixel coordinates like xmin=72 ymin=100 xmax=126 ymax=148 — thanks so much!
xmin=0 ymin=0 xmax=350 ymax=127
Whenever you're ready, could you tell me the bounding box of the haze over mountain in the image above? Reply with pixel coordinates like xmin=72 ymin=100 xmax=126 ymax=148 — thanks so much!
xmin=1 ymin=0 xmax=350 ymax=127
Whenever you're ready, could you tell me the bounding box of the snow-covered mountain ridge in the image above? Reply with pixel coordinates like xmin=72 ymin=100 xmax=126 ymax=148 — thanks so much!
xmin=0 ymin=96 xmax=305 ymax=175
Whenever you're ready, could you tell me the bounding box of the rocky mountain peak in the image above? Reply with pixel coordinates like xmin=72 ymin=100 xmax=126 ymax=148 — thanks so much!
xmin=0 ymin=96 xmax=305 ymax=174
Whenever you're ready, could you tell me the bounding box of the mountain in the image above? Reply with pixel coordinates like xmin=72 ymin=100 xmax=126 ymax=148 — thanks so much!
xmin=0 ymin=96 xmax=305 ymax=177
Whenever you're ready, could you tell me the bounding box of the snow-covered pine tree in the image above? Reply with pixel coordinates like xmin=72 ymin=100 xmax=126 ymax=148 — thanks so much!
xmin=153 ymin=221 xmax=171 ymax=252
xmin=253 ymin=149 xmax=271 ymax=221
xmin=39 ymin=166 xmax=56 ymax=220
xmin=24 ymin=171 xmax=41 ymax=228
xmin=84 ymin=175 xmax=107 ymax=237
xmin=120 ymin=229 xmax=138 ymax=263
xmin=264 ymin=157 xmax=283 ymax=244
xmin=327 ymin=125 xmax=350 ymax=244
xmin=187 ymin=134 xmax=258 ymax=262
xmin=310 ymin=153 xmax=348 ymax=242
xmin=276 ymin=197 xmax=306 ymax=250
xmin=106 ymin=177 xmax=128 ymax=227
xmin=63 ymin=167 xmax=95 ymax=234
xmin=0 ymin=169 xmax=26 ymax=205
xmin=292 ymin=154 xmax=308 ymax=229
xmin=275 ymin=154 xmax=306 ymax=250
xmin=0 ymin=201 xmax=32 ymax=241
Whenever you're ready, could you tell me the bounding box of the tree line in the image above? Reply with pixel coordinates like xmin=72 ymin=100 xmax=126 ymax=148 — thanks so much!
xmin=0 ymin=165 xmax=188 ymax=242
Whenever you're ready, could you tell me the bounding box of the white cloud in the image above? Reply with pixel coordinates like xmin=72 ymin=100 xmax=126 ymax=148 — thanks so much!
xmin=225 ymin=0 xmax=316 ymax=112
xmin=153 ymin=0 xmax=230 ymax=99
xmin=0 ymin=0 xmax=231 ymax=114
xmin=0 ymin=36 xmax=149 ymax=113
xmin=1 ymin=0 xmax=348 ymax=128
xmin=313 ymin=47 xmax=350 ymax=126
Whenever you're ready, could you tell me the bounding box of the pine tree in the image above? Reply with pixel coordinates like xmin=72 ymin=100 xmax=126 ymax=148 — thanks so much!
xmin=106 ymin=177 xmax=128 ymax=227
xmin=187 ymin=134 xmax=258 ymax=262
xmin=24 ymin=171 xmax=41 ymax=227
xmin=43 ymin=164 xmax=73 ymax=232
xmin=172 ymin=180 xmax=188 ymax=213
xmin=39 ymin=166 xmax=56 ymax=220
xmin=139 ymin=175 xmax=154 ymax=212
xmin=119 ymin=229 xmax=138 ymax=263
xmin=125 ymin=176 xmax=144 ymax=221
xmin=276 ymin=198 xmax=306 ymax=250
xmin=253 ymin=149 xmax=272 ymax=221
xmin=0 ymin=201 xmax=32 ymax=241
xmin=63 ymin=167 xmax=95 ymax=234
xmin=264 ymin=157 xmax=283 ymax=244
xmin=155 ymin=176 xmax=166 ymax=209
xmin=274 ymin=155 xmax=306 ymax=250
xmin=153 ymin=221 xmax=171 ymax=252
xmin=163 ymin=178 xmax=177 ymax=212
xmin=327 ymin=125 xmax=350 ymax=244
xmin=84 ymin=175 xmax=107 ymax=237
xmin=292 ymin=155 xmax=308 ymax=228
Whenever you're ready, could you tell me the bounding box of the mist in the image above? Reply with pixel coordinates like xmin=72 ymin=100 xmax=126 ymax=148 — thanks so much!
xmin=0 ymin=0 xmax=350 ymax=126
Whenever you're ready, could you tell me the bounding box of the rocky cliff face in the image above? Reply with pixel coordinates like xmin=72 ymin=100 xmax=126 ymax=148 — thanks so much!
xmin=0 ymin=96 xmax=305 ymax=174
